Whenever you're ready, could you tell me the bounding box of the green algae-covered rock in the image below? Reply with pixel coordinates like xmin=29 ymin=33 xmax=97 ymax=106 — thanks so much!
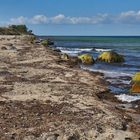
xmin=97 ymin=51 xmax=124 ymax=63
xmin=132 ymin=72 xmax=140 ymax=83
xmin=41 ymin=40 xmax=48 ymax=46
xmin=41 ymin=39 xmax=54 ymax=46
xmin=78 ymin=54 xmax=94 ymax=65
xmin=131 ymin=72 xmax=140 ymax=93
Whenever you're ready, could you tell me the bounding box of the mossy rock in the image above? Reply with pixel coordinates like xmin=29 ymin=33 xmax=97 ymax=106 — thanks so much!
xmin=41 ymin=40 xmax=48 ymax=46
xmin=41 ymin=39 xmax=54 ymax=46
xmin=78 ymin=54 xmax=94 ymax=65
xmin=132 ymin=72 xmax=140 ymax=83
xmin=97 ymin=51 xmax=124 ymax=63
xmin=131 ymin=83 xmax=140 ymax=93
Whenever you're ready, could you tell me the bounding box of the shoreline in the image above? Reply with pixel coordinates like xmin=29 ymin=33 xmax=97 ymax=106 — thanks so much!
xmin=0 ymin=35 xmax=139 ymax=139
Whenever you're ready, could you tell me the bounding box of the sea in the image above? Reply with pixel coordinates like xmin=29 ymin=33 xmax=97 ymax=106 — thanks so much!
xmin=40 ymin=36 xmax=140 ymax=102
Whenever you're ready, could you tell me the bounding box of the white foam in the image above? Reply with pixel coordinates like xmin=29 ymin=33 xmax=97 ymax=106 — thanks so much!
xmin=57 ymin=47 xmax=92 ymax=55
xmin=107 ymin=79 xmax=131 ymax=85
xmin=116 ymin=94 xmax=140 ymax=102
xmin=95 ymin=48 xmax=112 ymax=52
xmin=81 ymin=66 xmax=133 ymax=78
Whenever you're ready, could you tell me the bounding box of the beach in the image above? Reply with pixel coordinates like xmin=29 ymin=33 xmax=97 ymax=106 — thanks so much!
xmin=0 ymin=35 xmax=140 ymax=140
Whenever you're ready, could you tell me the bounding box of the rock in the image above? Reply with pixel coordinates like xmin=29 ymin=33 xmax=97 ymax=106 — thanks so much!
xmin=52 ymin=48 xmax=61 ymax=52
xmin=97 ymin=51 xmax=124 ymax=63
xmin=1 ymin=46 xmax=7 ymax=50
xmin=132 ymin=72 xmax=140 ymax=82
xmin=70 ymin=56 xmax=80 ymax=65
xmin=131 ymin=82 xmax=140 ymax=93
xmin=10 ymin=46 xmax=17 ymax=50
xmin=35 ymin=40 xmax=41 ymax=44
xmin=41 ymin=40 xmax=48 ymax=46
xmin=131 ymin=72 xmax=140 ymax=93
xmin=61 ymin=53 xmax=69 ymax=60
xmin=68 ymin=133 xmax=80 ymax=140
xmin=78 ymin=54 xmax=94 ymax=65
xmin=41 ymin=39 xmax=54 ymax=46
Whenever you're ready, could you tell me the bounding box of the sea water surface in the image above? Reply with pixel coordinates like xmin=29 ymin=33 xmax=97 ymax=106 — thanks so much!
xmin=41 ymin=36 xmax=140 ymax=102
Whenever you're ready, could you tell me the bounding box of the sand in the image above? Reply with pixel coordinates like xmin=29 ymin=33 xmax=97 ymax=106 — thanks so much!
xmin=0 ymin=35 xmax=139 ymax=140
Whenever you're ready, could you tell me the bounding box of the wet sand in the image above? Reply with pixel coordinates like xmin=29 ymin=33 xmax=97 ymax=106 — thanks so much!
xmin=0 ymin=35 xmax=139 ymax=140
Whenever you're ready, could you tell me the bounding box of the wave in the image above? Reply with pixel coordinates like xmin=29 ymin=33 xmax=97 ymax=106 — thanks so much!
xmin=107 ymin=78 xmax=131 ymax=85
xmin=94 ymin=48 xmax=112 ymax=52
xmin=81 ymin=66 xmax=133 ymax=78
xmin=57 ymin=47 xmax=92 ymax=55
xmin=115 ymin=94 xmax=140 ymax=102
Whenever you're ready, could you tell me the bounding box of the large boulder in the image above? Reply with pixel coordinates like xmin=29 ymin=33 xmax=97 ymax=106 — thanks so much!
xmin=131 ymin=83 xmax=140 ymax=93
xmin=78 ymin=54 xmax=94 ymax=65
xmin=97 ymin=51 xmax=124 ymax=63
xmin=41 ymin=39 xmax=54 ymax=46
xmin=41 ymin=40 xmax=49 ymax=46
xmin=131 ymin=72 xmax=140 ymax=93
xmin=132 ymin=72 xmax=140 ymax=82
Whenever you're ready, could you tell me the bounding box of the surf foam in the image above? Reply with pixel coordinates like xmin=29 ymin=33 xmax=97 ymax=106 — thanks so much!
xmin=116 ymin=94 xmax=140 ymax=102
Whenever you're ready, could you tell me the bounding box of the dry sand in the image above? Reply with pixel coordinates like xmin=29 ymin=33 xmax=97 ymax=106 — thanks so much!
xmin=0 ymin=35 xmax=139 ymax=140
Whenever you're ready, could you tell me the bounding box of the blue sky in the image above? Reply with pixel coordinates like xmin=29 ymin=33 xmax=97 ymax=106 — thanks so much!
xmin=0 ymin=0 xmax=140 ymax=35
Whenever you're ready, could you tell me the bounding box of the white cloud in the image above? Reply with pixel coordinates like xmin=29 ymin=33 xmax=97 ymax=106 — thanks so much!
xmin=30 ymin=15 xmax=48 ymax=24
xmin=9 ymin=16 xmax=27 ymax=25
xmin=6 ymin=10 xmax=140 ymax=25
xmin=51 ymin=14 xmax=65 ymax=23
xmin=118 ymin=10 xmax=140 ymax=24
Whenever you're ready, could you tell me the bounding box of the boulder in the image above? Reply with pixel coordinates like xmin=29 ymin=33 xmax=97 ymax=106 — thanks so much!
xmin=41 ymin=39 xmax=54 ymax=46
xmin=78 ymin=54 xmax=94 ymax=65
xmin=132 ymin=72 xmax=140 ymax=82
xmin=61 ymin=53 xmax=69 ymax=60
xmin=52 ymin=48 xmax=61 ymax=52
xmin=41 ymin=40 xmax=48 ymax=46
xmin=1 ymin=46 xmax=7 ymax=50
xmin=131 ymin=83 xmax=140 ymax=93
xmin=131 ymin=72 xmax=140 ymax=93
xmin=97 ymin=51 xmax=124 ymax=63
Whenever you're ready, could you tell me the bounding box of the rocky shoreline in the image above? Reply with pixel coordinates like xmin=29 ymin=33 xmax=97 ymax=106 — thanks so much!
xmin=0 ymin=35 xmax=140 ymax=140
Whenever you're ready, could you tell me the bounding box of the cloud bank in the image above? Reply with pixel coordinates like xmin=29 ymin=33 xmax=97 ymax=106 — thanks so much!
xmin=7 ymin=10 xmax=140 ymax=25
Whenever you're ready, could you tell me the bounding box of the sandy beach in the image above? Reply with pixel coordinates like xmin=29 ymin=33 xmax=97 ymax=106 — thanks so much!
xmin=0 ymin=35 xmax=139 ymax=140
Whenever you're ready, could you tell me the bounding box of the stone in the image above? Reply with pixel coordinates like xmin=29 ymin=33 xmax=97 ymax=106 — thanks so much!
xmin=61 ymin=53 xmax=69 ymax=60
xmin=78 ymin=54 xmax=94 ymax=65
xmin=132 ymin=72 xmax=140 ymax=82
xmin=97 ymin=51 xmax=124 ymax=63
xmin=131 ymin=83 xmax=140 ymax=93
xmin=41 ymin=39 xmax=54 ymax=46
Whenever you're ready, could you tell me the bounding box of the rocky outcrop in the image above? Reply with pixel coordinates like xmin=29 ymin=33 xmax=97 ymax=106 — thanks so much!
xmin=78 ymin=54 xmax=94 ymax=65
xmin=97 ymin=51 xmax=124 ymax=63
xmin=41 ymin=39 xmax=54 ymax=46
xmin=132 ymin=72 xmax=140 ymax=82
xmin=131 ymin=72 xmax=140 ymax=93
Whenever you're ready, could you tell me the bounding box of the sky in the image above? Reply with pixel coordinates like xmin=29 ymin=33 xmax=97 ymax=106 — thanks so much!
xmin=0 ymin=0 xmax=140 ymax=35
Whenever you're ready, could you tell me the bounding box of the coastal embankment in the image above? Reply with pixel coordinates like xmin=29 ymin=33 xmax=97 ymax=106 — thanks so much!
xmin=0 ymin=35 xmax=140 ymax=140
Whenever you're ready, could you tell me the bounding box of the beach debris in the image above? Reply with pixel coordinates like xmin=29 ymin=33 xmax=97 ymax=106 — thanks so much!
xmin=78 ymin=53 xmax=94 ymax=65
xmin=131 ymin=72 xmax=140 ymax=93
xmin=97 ymin=51 xmax=124 ymax=63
